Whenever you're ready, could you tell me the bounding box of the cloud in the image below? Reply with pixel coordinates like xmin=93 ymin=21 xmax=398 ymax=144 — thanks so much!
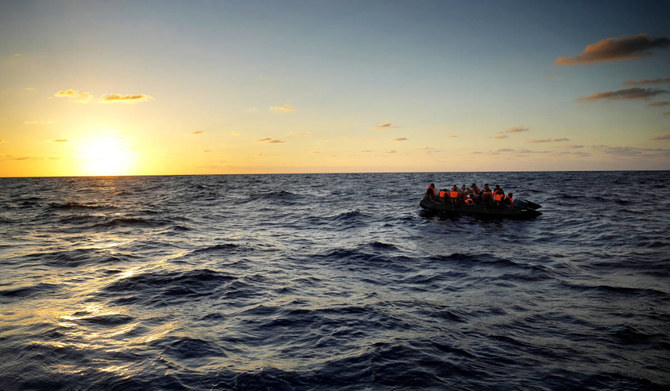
xmin=386 ymin=150 xmax=397 ymax=154
xmin=231 ymin=131 xmax=240 ymax=136
xmin=393 ymin=137 xmax=407 ymax=141
xmin=502 ymin=126 xmax=529 ymax=133
xmin=495 ymin=126 xmax=528 ymax=138
xmin=591 ymin=144 xmax=670 ymax=157
xmin=191 ymin=130 xmax=204 ymax=135
xmin=100 ymin=94 xmax=152 ymax=103
xmin=624 ymin=77 xmax=670 ymax=86
xmin=651 ymin=134 xmax=670 ymax=141
xmin=257 ymin=138 xmax=285 ymax=144
xmin=0 ymin=139 xmax=5 ymax=143
xmin=527 ymin=138 xmax=570 ymax=143
xmin=53 ymin=139 xmax=69 ymax=142
xmin=270 ymin=104 xmax=296 ymax=112
xmin=647 ymin=101 xmax=670 ymax=107
xmin=53 ymin=89 xmax=92 ymax=102
xmin=372 ymin=122 xmax=394 ymax=130
xmin=578 ymin=87 xmax=666 ymax=101
xmin=489 ymin=148 xmax=549 ymax=155
xmin=555 ymin=34 xmax=670 ymax=65
xmin=422 ymin=147 xmax=441 ymax=153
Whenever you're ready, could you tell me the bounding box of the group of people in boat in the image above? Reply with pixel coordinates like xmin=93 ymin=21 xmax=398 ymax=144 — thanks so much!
xmin=424 ymin=183 xmax=515 ymax=207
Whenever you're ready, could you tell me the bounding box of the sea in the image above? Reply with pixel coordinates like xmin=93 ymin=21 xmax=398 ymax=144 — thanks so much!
xmin=0 ymin=171 xmax=668 ymax=390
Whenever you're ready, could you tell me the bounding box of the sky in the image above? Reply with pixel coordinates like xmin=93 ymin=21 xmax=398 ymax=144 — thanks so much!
xmin=1 ymin=0 xmax=669 ymax=177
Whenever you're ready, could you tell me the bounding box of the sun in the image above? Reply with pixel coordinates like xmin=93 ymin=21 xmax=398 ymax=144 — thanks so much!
xmin=79 ymin=135 xmax=136 ymax=176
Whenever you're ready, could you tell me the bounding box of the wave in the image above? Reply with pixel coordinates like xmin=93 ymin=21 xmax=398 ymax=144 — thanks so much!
xmin=49 ymin=201 xmax=116 ymax=210
xmin=0 ymin=283 xmax=59 ymax=302
xmin=101 ymin=268 xmax=238 ymax=306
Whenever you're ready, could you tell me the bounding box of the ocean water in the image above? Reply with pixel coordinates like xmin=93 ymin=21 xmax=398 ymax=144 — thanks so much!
xmin=0 ymin=171 xmax=668 ymax=390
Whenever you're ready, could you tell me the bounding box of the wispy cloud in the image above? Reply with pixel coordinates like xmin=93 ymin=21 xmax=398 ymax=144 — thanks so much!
xmin=578 ymin=87 xmax=666 ymax=101
xmin=257 ymin=138 xmax=285 ymax=144
xmin=53 ymin=139 xmax=69 ymax=142
xmin=502 ymin=126 xmax=529 ymax=133
xmin=495 ymin=126 xmax=529 ymax=138
xmin=372 ymin=122 xmax=395 ymax=130
xmin=624 ymin=77 xmax=670 ymax=86
xmin=270 ymin=104 xmax=296 ymax=112
xmin=100 ymin=94 xmax=152 ymax=103
xmin=422 ymin=147 xmax=441 ymax=153
xmin=191 ymin=130 xmax=204 ymax=135
xmin=591 ymin=144 xmax=670 ymax=157
xmin=489 ymin=148 xmax=549 ymax=155
xmin=651 ymin=134 xmax=670 ymax=141
xmin=393 ymin=137 xmax=407 ymax=141
xmin=527 ymin=138 xmax=570 ymax=143
xmin=53 ymin=89 xmax=92 ymax=102
xmin=555 ymin=34 xmax=670 ymax=65
xmin=53 ymin=90 xmax=152 ymax=104
xmin=647 ymin=101 xmax=670 ymax=107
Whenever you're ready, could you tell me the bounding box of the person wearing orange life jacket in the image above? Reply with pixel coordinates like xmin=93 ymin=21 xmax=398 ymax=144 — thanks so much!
xmin=493 ymin=185 xmax=505 ymax=206
xmin=438 ymin=189 xmax=448 ymax=201
xmin=504 ymin=193 xmax=514 ymax=206
xmin=449 ymin=185 xmax=460 ymax=203
xmin=425 ymin=183 xmax=436 ymax=199
xmin=482 ymin=184 xmax=493 ymax=205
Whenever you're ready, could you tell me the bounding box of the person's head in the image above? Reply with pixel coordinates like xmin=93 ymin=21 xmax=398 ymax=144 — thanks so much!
xmin=495 ymin=184 xmax=500 ymax=188
xmin=430 ymin=183 xmax=434 ymax=187
xmin=508 ymin=193 xmax=513 ymax=197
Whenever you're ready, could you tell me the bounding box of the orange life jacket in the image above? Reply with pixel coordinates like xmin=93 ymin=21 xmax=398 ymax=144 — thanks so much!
xmin=464 ymin=198 xmax=474 ymax=205
xmin=439 ymin=190 xmax=447 ymax=198
xmin=449 ymin=190 xmax=459 ymax=199
xmin=494 ymin=193 xmax=503 ymax=202
xmin=506 ymin=196 xmax=514 ymax=205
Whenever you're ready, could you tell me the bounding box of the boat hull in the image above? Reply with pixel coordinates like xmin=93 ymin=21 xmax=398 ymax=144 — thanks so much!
xmin=419 ymin=197 xmax=542 ymax=219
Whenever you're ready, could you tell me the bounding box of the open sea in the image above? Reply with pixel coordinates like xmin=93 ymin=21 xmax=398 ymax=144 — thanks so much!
xmin=0 ymin=171 xmax=668 ymax=390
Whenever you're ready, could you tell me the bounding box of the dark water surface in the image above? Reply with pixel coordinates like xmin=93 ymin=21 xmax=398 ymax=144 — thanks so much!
xmin=1 ymin=172 xmax=668 ymax=390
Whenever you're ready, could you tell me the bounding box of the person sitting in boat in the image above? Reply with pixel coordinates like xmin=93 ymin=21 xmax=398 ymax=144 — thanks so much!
xmin=503 ymin=193 xmax=514 ymax=206
xmin=493 ymin=185 xmax=505 ymax=206
xmin=464 ymin=194 xmax=474 ymax=205
xmin=468 ymin=183 xmax=481 ymax=204
xmin=425 ymin=183 xmax=436 ymax=199
xmin=460 ymin=185 xmax=469 ymax=202
xmin=438 ymin=188 xmax=448 ymax=201
xmin=482 ymin=184 xmax=493 ymax=205
xmin=449 ymin=185 xmax=460 ymax=204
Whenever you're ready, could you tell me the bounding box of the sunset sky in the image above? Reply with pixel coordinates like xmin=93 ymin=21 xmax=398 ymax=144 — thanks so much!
xmin=1 ymin=0 xmax=669 ymax=176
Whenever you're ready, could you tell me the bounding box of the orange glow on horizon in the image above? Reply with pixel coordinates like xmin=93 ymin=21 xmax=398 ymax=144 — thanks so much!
xmin=77 ymin=134 xmax=137 ymax=176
